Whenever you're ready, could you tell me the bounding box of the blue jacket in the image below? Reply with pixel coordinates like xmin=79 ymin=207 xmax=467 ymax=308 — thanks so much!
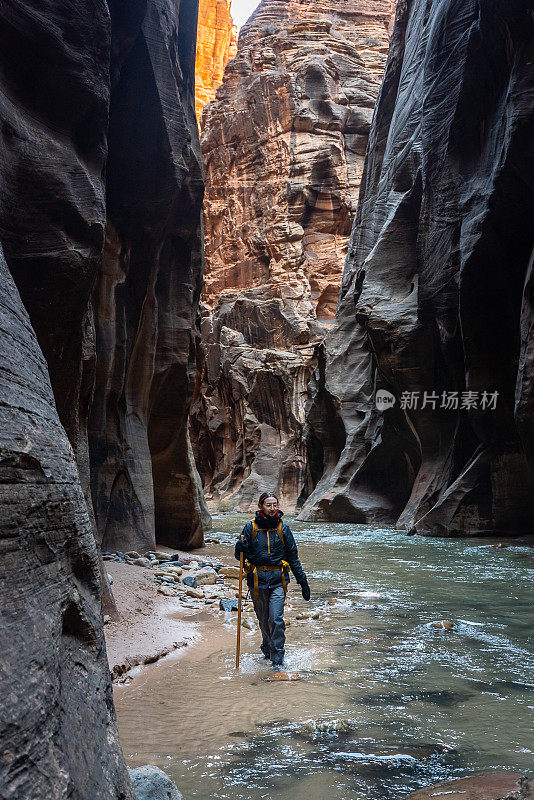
xmin=235 ymin=510 xmax=307 ymax=591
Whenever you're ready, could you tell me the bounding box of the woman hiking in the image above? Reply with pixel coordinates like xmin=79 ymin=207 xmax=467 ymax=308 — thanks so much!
xmin=234 ymin=492 xmax=311 ymax=670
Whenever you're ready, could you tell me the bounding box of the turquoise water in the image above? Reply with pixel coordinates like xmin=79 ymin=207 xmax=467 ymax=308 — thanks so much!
xmin=115 ymin=516 xmax=533 ymax=799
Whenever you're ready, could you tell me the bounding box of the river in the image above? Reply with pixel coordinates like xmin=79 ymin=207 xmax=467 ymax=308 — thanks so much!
xmin=114 ymin=514 xmax=533 ymax=799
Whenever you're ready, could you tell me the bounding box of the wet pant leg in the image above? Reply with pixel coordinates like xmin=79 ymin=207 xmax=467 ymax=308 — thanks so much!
xmin=268 ymin=585 xmax=286 ymax=664
xmin=252 ymin=589 xmax=272 ymax=657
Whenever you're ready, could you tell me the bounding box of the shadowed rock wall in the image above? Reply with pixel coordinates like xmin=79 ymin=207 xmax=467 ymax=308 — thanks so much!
xmin=192 ymin=0 xmax=395 ymax=512
xmin=300 ymin=0 xmax=534 ymax=535
xmin=89 ymin=0 xmax=209 ymax=553
xmin=0 ymin=0 xmax=208 ymax=555
xmin=0 ymin=246 xmax=133 ymax=799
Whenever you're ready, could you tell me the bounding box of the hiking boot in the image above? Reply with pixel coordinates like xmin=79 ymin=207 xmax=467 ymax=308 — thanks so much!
xmin=260 ymin=643 xmax=271 ymax=660
xmin=271 ymin=660 xmax=284 ymax=671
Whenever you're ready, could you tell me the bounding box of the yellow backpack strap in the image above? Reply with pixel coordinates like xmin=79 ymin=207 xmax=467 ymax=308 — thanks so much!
xmin=251 ymin=520 xmax=257 ymax=542
xmin=277 ymin=521 xmax=284 ymax=548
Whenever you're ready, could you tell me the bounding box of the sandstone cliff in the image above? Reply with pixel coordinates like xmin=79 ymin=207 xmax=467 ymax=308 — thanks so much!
xmin=195 ymin=0 xmax=237 ymax=125
xmin=192 ymin=0 xmax=395 ymax=511
xmin=90 ymin=0 xmax=209 ymax=553
xmin=299 ymin=0 xmax=534 ymax=535
xmin=0 ymin=0 xmax=208 ymax=556
xmin=0 ymin=0 xmax=205 ymax=793
xmin=0 ymin=250 xmax=132 ymax=797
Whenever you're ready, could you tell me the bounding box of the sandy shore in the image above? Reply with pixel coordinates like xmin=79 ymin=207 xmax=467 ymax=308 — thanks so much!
xmin=104 ymin=543 xmax=249 ymax=681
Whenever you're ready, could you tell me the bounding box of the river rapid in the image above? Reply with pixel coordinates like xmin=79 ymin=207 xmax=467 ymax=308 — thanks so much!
xmin=114 ymin=515 xmax=533 ymax=799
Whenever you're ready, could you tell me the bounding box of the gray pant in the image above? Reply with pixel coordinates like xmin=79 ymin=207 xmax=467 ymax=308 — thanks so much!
xmin=252 ymin=585 xmax=286 ymax=664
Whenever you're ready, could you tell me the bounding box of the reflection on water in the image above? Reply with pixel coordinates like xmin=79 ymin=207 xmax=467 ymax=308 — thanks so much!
xmin=114 ymin=516 xmax=534 ymax=799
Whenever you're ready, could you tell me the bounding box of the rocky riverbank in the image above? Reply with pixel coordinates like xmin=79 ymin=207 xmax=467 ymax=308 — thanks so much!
xmin=104 ymin=543 xmax=258 ymax=682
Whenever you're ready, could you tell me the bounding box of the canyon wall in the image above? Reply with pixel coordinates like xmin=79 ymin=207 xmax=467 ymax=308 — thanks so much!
xmin=195 ymin=0 xmax=237 ymax=125
xmin=0 ymin=0 xmax=208 ymax=556
xmin=89 ymin=0 xmax=209 ymax=553
xmin=0 ymin=248 xmax=133 ymax=799
xmin=192 ymin=0 xmax=395 ymax=511
xmin=0 ymin=0 xmax=204 ymax=795
xmin=300 ymin=0 xmax=534 ymax=535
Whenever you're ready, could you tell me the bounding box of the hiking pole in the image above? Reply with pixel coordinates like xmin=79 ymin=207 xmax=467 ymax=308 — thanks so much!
xmin=236 ymin=540 xmax=244 ymax=670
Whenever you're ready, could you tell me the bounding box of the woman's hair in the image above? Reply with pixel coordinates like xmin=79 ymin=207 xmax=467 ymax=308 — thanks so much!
xmin=258 ymin=492 xmax=279 ymax=506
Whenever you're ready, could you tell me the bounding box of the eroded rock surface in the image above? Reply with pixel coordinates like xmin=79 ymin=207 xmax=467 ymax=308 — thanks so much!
xmin=0 ymin=0 xmax=209 ymax=554
xmin=89 ymin=0 xmax=209 ymax=552
xmin=192 ymin=0 xmax=394 ymax=511
xmin=195 ymin=0 xmax=237 ymax=126
xmin=0 ymin=247 xmax=132 ymax=799
xmin=300 ymin=0 xmax=534 ymax=535
xmin=129 ymin=765 xmax=183 ymax=800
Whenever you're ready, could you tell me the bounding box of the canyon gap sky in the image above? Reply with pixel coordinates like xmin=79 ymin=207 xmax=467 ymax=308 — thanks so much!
xmin=231 ymin=0 xmax=260 ymax=29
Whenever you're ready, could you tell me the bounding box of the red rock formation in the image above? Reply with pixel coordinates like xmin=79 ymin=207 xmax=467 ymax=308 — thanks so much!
xmin=300 ymin=0 xmax=534 ymax=535
xmin=192 ymin=0 xmax=395 ymax=511
xmin=195 ymin=0 xmax=237 ymax=126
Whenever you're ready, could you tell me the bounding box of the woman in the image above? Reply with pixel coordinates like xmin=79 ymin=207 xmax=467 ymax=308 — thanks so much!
xmin=235 ymin=492 xmax=311 ymax=669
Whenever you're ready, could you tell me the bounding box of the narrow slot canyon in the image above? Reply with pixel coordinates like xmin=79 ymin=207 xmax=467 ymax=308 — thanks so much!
xmin=0 ymin=2 xmax=533 ymax=800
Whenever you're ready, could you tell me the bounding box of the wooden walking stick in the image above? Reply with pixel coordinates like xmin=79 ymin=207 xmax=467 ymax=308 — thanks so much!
xmin=236 ymin=538 xmax=244 ymax=669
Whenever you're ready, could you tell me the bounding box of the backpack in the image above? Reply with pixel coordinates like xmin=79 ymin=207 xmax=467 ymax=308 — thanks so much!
xmin=251 ymin=520 xmax=285 ymax=548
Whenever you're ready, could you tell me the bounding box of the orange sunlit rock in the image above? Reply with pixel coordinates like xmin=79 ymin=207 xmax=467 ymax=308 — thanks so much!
xmin=195 ymin=0 xmax=237 ymax=128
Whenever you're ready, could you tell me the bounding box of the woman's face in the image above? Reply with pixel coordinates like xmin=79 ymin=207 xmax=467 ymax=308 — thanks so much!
xmin=260 ymin=496 xmax=278 ymax=516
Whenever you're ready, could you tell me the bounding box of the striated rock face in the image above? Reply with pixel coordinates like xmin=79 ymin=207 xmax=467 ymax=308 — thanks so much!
xmin=0 ymin=0 xmax=206 ymax=794
xmin=195 ymin=0 xmax=237 ymax=126
xmin=0 ymin=0 xmax=208 ymax=555
xmin=0 ymin=246 xmax=132 ymax=799
xmin=192 ymin=0 xmax=395 ymax=511
xmin=300 ymin=0 xmax=534 ymax=535
xmin=89 ymin=0 xmax=209 ymax=553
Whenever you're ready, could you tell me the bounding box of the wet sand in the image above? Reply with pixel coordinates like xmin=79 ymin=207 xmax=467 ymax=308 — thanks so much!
xmin=104 ymin=540 xmax=249 ymax=681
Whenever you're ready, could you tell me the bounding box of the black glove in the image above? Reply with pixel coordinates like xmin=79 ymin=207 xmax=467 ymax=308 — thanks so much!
xmin=300 ymin=579 xmax=311 ymax=601
xmin=235 ymin=539 xmax=248 ymax=558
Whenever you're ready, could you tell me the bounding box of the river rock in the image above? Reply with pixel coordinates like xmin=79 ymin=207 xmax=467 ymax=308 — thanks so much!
xmin=129 ymin=765 xmax=183 ymax=800
xmin=299 ymin=0 xmax=534 ymax=536
xmin=404 ymin=772 xmax=529 ymax=800
xmin=218 ymin=566 xmax=240 ymax=579
xmin=433 ymin=620 xmax=455 ymax=631
xmin=133 ymin=558 xmax=152 ymax=568
xmin=196 ymin=575 xmax=217 ymax=586
xmin=185 ymin=588 xmax=205 ymax=599
xmin=157 ymin=587 xmax=179 ymax=597
xmin=183 ymin=576 xmax=198 ymax=589
xmin=219 ymin=598 xmax=239 ymax=612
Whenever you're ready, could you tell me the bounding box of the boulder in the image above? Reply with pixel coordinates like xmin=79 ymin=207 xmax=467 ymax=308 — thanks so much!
xmin=129 ymin=766 xmax=182 ymax=800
